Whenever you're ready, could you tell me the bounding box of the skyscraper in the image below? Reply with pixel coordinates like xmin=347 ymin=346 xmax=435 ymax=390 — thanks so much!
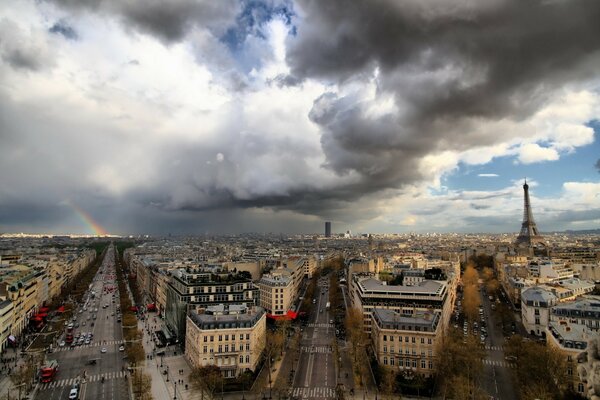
xmin=325 ymin=221 xmax=331 ymax=237
xmin=515 ymin=180 xmax=545 ymax=246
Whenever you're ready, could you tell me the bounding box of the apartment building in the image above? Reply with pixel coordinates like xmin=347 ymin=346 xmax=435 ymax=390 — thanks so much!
xmin=521 ymin=287 xmax=558 ymax=336
xmin=165 ymin=266 xmax=257 ymax=340
xmin=257 ymin=257 xmax=304 ymax=315
xmin=371 ymin=308 xmax=440 ymax=377
xmin=546 ymin=322 xmax=589 ymax=397
xmin=350 ymin=272 xmax=456 ymax=333
xmin=0 ymin=300 xmax=13 ymax=350
xmin=0 ymin=266 xmax=41 ymax=337
xmin=185 ymin=304 xmax=266 ymax=378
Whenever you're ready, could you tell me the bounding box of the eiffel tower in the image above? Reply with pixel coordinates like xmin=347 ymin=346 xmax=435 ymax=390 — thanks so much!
xmin=515 ymin=180 xmax=545 ymax=246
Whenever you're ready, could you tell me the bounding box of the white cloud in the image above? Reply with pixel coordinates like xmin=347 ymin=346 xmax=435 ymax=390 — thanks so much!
xmin=478 ymin=173 xmax=499 ymax=177
xmin=517 ymin=143 xmax=560 ymax=164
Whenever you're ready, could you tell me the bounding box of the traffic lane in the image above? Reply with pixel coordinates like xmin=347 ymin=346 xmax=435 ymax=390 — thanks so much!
xmin=310 ymin=352 xmax=331 ymax=387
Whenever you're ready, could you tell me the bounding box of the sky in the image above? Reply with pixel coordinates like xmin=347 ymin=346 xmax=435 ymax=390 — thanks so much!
xmin=0 ymin=0 xmax=599 ymax=236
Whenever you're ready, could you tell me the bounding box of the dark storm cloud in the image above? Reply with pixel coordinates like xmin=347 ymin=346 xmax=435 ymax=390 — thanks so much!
xmin=595 ymin=159 xmax=600 ymax=173
xmin=49 ymin=20 xmax=78 ymax=40
xmin=284 ymin=0 xmax=600 ymax=193
xmin=48 ymin=0 xmax=239 ymax=42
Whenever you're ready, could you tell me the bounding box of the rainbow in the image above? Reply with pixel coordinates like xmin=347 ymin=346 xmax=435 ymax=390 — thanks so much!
xmin=69 ymin=202 xmax=109 ymax=236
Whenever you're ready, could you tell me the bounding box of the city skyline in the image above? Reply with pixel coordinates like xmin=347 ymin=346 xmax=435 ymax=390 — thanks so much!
xmin=1 ymin=0 xmax=600 ymax=236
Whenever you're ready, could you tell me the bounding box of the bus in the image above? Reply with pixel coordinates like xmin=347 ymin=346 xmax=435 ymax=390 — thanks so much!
xmin=326 ymin=302 xmax=330 ymax=311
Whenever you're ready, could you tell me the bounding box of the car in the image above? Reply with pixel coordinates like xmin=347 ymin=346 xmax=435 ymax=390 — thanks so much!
xmin=320 ymin=309 xmax=323 ymax=313
xmin=119 ymin=345 xmax=125 ymax=352
xmin=480 ymin=335 xmax=485 ymax=342
xmin=82 ymin=321 xmax=86 ymax=326
xmin=505 ymin=355 xmax=518 ymax=362
xmin=59 ymin=341 xmax=66 ymax=347
xmin=85 ymin=339 xmax=90 ymax=345
xmin=117 ymin=318 xmax=121 ymax=323
xmin=101 ymin=347 xmax=107 ymax=353
xmin=69 ymin=388 xmax=79 ymax=400
xmin=330 ymin=319 xmax=334 ymax=324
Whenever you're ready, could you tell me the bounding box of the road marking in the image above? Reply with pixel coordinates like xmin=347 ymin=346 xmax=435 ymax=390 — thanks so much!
xmin=39 ymin=371 xmax=127 ymax=389
xmin=301 ymin=346 xmax=333 ymax=354
xmin=485 ymin=345 xmax=504 ymax=351
xmin=307 ymin=323 xmax=334 ymax=328
xmin=291 ymin=387 xmax=335 ymax=398
xmin=482 ymin=359 xmax=514 ymax=368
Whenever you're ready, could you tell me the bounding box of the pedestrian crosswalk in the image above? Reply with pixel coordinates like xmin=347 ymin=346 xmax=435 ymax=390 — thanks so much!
xmin=307 ymin=323 xmax=334 ymax=329
xmin=301 ymin=346 xmax=332 ymax=354
xmin=291 ymin=387 xmax=336 ymax=398
xmin=38 ymin=371 xmax=127 ymax=389
xmin=53 ymin=340 xmax=125 ymax=352
xmin=482 ymin=359 xmax=514 ymax=368
xmin=485 ymin=345 xmax=504 ymax=351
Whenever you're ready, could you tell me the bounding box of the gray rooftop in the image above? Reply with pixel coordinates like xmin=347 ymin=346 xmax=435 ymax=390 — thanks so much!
xmin=521 ymin=287 xmax=557 ymax=306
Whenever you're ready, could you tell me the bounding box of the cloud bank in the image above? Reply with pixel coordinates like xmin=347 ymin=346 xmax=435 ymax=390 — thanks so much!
xmin=0 ymin=0 xmax=599 ymax=234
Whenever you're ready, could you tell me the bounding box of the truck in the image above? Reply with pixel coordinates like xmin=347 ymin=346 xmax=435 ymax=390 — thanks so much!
xmin=39 ymin=360 xmax=59 ymax=383
xmin=326 ymin=302 xmax=330 ymax=311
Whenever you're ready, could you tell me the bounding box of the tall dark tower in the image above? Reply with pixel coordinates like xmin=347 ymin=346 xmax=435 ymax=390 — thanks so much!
xmin=515 ymin=180 xmax=545 ymax=246
xmin=325 ymin=221 xmax=331 ymax=237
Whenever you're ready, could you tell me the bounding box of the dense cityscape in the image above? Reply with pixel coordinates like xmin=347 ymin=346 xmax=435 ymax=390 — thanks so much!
xmin=0 ymin=182 xmax=598 ymax=400
xmin=2 ymin=1 xmax=600 ymax=400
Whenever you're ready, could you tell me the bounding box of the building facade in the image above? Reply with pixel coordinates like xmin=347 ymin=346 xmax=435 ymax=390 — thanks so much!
xmin=185 ymin=305 xmax=266 ymax=378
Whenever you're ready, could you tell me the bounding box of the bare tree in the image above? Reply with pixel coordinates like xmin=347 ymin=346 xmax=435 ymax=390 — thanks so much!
xmin=189 ymin=365 xmax=224 ymax=400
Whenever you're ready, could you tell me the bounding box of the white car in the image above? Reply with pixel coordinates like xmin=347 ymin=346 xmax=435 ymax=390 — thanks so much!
xmin=101 ymin=347 xmax=107 ymax=353
xmin=59 ymin=341 xmax=66 ymax=347
xmin=69 ymin=388 xmax=78 ymax=400
xmin=119 ymin=345 xmax=125 ymax=352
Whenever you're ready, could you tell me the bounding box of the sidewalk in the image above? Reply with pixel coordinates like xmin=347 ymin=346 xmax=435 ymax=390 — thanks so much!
xmin=0 ymin=346 xmax=34 ymax=399
xmin=138 ymin=314 xmax=200 ymax=400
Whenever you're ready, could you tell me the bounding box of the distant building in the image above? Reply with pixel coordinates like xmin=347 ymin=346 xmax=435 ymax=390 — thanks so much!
xmin=185 ymin=304 xmax=266 ymax=378
xmin=325 ymin=222 xmax=331 ymax=238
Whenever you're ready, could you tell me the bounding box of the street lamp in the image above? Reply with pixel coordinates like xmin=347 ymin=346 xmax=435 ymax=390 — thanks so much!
xmin=174 ymin=381 xmax=177 ymax=400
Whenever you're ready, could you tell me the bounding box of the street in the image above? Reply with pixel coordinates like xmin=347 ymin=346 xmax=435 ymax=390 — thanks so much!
xmin=36 ymin=244 xmax=129 ymax=400
xmin=292 ymin=277 xmax=337 ymax=399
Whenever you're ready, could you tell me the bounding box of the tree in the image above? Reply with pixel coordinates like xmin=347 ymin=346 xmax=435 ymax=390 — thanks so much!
xmin=190 ymin=365 xmax=224 ymax=400
xmin=132 ymin=370 xmax=153 ymax=400
xmin=463 ymin=284 xmax=481 ymax=322
xmin=462 ymin=263 xmax=479 ymax=286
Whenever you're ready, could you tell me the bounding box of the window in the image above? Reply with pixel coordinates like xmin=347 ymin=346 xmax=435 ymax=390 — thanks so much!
xmin=246 ymin=355 xmax=249 ymax=363
xmin=534 ymin=309 xmax=540 ymax=316
xmin=383 ymin=346 xmax=387 ymax=353
xmin=218 ymin=335 xmax=222 ymax=341
xmin=218 ymin=345 xmax=222 ymax=352
xmin=383 ymin=357 xmax=388 ymax=365
xmin=240 ymin=334 xmax=244 ymax=340
xmin=578 ymin=383 xmax=584 ymax=393
xmin=567 ymin=367 xmax=573 ymax=376
xmin=240 ymin=355 xmax=244 ymax=363
xmin=383 ymin=335 xmax=387 ymax=341
xmin=412 ymin=360 xmax=417 ymax=368
xmin=420 ymin=338 xmax=425 ymax=344
xmin=390 ymin=347 xmax=394 ymax=354
xmin=412 ymin=337 xmax=416 ymax=343
xmin=390 ymin=357 xmax=395 ymax=366
xmin=246 ymin=343 xmax=250 ymax=351
xmin=421 ymin=360 xmax=426 ymax=369
xmin=203 ymin=336 xmax=207 ymax=342
xmin=225 ymin=345 xmax=229 ymax=352
xmin=428 ymin=361 xmax=433 ymax=369
xmin=535 ymin=318 xmax=540 ymax=325
xmin=225 ymin=335 xmax=229 ymax=341
xmin=203 ymin=346 xmax=207 ymax=353
xmin=398 ymin=358 xmax=404 ymax=367
xmin=246 ymin=334 xmax=250 ymax=340
xmin=210 ymin=335 xmax=214 ymax=342
xmin=390 ymin=336 xmax=394 ymax=342
xmin=427 ymin=338 xmax=432 ymax=345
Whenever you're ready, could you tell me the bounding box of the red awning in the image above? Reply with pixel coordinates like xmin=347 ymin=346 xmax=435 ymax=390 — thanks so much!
xmin=37 ymin=313 xmax=48 ymax=317
xmin=130 ymin=306 xmax=138 ymax=312
xmin=31 ymin=316 xmax=43 ymax=321
xmin=39 ymin=307 xmax=50 ymax=313
xmin=57 ymin=306 xmax=65 ymax=313
xmin=266 ymin=310 xmax=298 ymax=321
